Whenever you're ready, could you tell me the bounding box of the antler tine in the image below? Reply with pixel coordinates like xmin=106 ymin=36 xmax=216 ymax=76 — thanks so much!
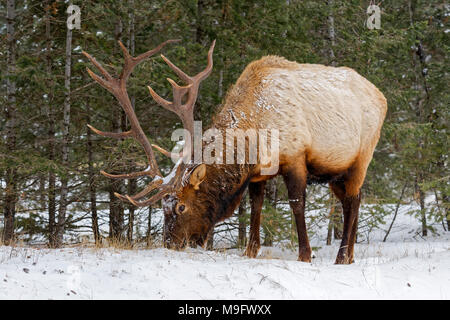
xmin=147 ymin=80 xmax=193 ymax=113
xmin=125 ymin=189 xmax=168 ymax=207
xmin=114 ymin=177 xmax=163 ymax=202
xmin=118 ymin=39 xmax=181 ymax=82
xmin=193 ymin=40 xmax=216 ymax=82
xmin=123 ymin=164 xmax=185 ymax=207
xmin=87 ymin=124 xmax=133 ymax=139
xmin=85 ymin=67 xmax=117 ymax=92
xmin=134 ymin=39 xmax=181 ymax=63
xmin=82 ymin=51 xmax=113 ymax=81
xmin=100 ymin=169 xmax=153 ymax=180
xmin=160 ymin=40 xmax=216 ymax=86
xmin=147 ymin=85 xmax=175 ymax=112
xmin=160 ymin=54 xmax=191 ymax=83
xmin=152 ymin=144 xmax=182 ymax=160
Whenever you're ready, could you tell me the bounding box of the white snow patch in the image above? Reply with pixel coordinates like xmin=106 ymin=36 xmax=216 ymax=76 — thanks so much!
xmin=0 ymin=240 xmax=448 ymax=299
xmin=1 ymin=203 xmax=449 ymax=299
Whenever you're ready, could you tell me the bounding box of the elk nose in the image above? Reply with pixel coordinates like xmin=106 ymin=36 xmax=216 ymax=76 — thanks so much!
xmin=162 ymin=195 xmax=177 ymax=215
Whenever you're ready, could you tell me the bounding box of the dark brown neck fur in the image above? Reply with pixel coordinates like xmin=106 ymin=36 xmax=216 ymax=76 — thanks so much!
xmin=199 ymin=164 xmax=252 ymax=225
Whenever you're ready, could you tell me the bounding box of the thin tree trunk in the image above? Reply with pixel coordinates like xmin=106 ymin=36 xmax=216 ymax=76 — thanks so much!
xmin=3 ymin=0 xmax=17 ymax=245
xmin=440 ymin=193 xmax=450 ymax=231
xmin=218 ymin=68 xmax=224 ymax=99
xmin=443 ymin=194 xmax=450 ymax=231
xmin=262 ymin=180 xmax=277 ymax=247
xmin=127 ymin=180 xmax=136 ymax=243
xmin=333 ymin=205 xmax=343 ymax=240
xmin=383 ymin=182 xmax=408 ymax=242
xmin=409 ymin=0 xmax=429 ymax=238
xmin=55 ymin=24 xmax=73 ymax=247
xmin=146 ymin=206 xmax=152 ymax=247
xmin=87 ymin=102 xmax=101 ymax=244
xmin=206 ymin=231 xmax=214 ymax=250
xmin=327 ymin=0 xmax=337 ymax=67
xmin=326 ymin=194 xmax=336 ymax=245
xmin=196 ymin=0 xmax=205 ymax=44
xmin=45 ymin=0 xmax=57 ymax=247
xmin=39 ymin=176 xmax=45 ymax=208
xmin=415 ymin=176 xmax=427 ymax=236
xmin=432 ymin=189 xmax=446 ymax=232
xmin=126 ymin=3 xmax=136 ymax=244
xmin=109 ymin=18 xmax=125 ymax=242
xmin=325 ymin=0 xmax=344 ymax=243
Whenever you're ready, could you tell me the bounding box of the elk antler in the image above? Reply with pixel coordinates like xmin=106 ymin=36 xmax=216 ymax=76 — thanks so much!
xmin=126 ymin=41 xmax=216 ymax=207
xmin=148 ymin=40 xmax=216 ymax=152
xmin=83 ymin=39 xmax=180 ymax=204
xmin=83 ymin=40 xmax=215 ymax=207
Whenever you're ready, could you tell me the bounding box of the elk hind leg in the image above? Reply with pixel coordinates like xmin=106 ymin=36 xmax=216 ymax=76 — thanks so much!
xmin=330 ymin=170 xmax=363 ymax=264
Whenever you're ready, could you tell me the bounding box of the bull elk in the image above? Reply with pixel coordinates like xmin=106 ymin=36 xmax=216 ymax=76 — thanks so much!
xmin=83 ymin=39 xmax=387 ymax=264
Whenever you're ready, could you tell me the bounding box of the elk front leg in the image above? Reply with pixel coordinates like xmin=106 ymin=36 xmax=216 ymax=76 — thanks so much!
xmin=282 ymin=165 xmax=311 ymax=262
xmin=244 ymin=181 xmax=266 ymax=258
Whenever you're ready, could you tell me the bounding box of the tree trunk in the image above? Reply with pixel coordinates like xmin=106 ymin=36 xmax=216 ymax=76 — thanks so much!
xmin=326 ymin=195 xmax=336 ymax=245
xmin=327 ymin=0 xmax=337 ymax=67
xmin=206 ymin=229 xmax=214 ymax=250
xmin=126 ymin=5 xmax=136 ymax=244
xmin=444 ymin=194 xmax=450 ymax=231
xmin=109 ymin=18 xmax=125 ymax=242
xmin=384 ymin=182 xmax=408 ymax=242
xmin=45 ymin=0 xmax=57 ymax=247
xmin=127 ymin=180 xmax=136 ymax=243
xmin=196 ymin=0 xmax=205 ymax=44
xmin=55 ymin=24 xmax=73 ymax=247
xmin=326 ymin=3 xmax=341 ymax=238
xmin=146 ymin=206 xmax=152 ymax=247
xmin=415 ymin=176 xmax=427 ymax=237
xmin=333 ymin=206 xmax=343 ymax=240
xmin=262 ymin=180 xmax=277 ymax=247
xmin=87 ymin=102 xmax=101 ymax=245
xmin=409 ymin=0 xmax=429 ymax=238
xmin=3 ymin=0 xmax=17 ymax=245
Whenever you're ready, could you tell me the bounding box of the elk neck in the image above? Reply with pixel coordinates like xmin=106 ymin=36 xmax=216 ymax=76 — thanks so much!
xmin=200 ymin=163 xmax=252 ymax=225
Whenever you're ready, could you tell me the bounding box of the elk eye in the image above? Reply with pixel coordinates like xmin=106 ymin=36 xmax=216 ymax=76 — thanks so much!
xmin=178 ymin=205 xmax=185 ymax=213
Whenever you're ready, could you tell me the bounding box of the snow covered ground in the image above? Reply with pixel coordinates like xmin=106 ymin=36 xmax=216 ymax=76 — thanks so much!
xmin=1 ymin=207 xmax=449 ymax=299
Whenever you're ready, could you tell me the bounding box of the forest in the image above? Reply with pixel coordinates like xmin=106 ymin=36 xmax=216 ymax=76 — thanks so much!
xmin=1 ymin=0 xmax=448 ymax=250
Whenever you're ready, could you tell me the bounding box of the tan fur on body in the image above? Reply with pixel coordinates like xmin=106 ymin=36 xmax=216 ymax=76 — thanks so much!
xmin=173 ymin=56 xmax=386 ymax=263
xmin=214 ymin=56 xmax=386 ymax=192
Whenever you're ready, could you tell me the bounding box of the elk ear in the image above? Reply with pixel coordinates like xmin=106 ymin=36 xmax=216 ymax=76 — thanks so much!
xmin=190 ymin=164 xmax=206 ymax=190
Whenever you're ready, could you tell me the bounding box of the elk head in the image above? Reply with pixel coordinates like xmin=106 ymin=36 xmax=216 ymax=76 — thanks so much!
xmin=83 ymin=39 xmax=217 ymax=249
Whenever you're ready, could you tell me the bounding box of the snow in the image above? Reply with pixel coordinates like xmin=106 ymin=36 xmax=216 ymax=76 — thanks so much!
xmin=162 ymin=158 xmax=182 ymax=185
xmin=1 ymin=207 xmax=449 ymax=299
xmin=0 ymin=240 xmax=448 ymax=299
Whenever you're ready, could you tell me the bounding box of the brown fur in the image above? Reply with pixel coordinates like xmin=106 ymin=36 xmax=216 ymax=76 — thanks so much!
xmin=164 ymin=56 xmax=387 ymax=265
